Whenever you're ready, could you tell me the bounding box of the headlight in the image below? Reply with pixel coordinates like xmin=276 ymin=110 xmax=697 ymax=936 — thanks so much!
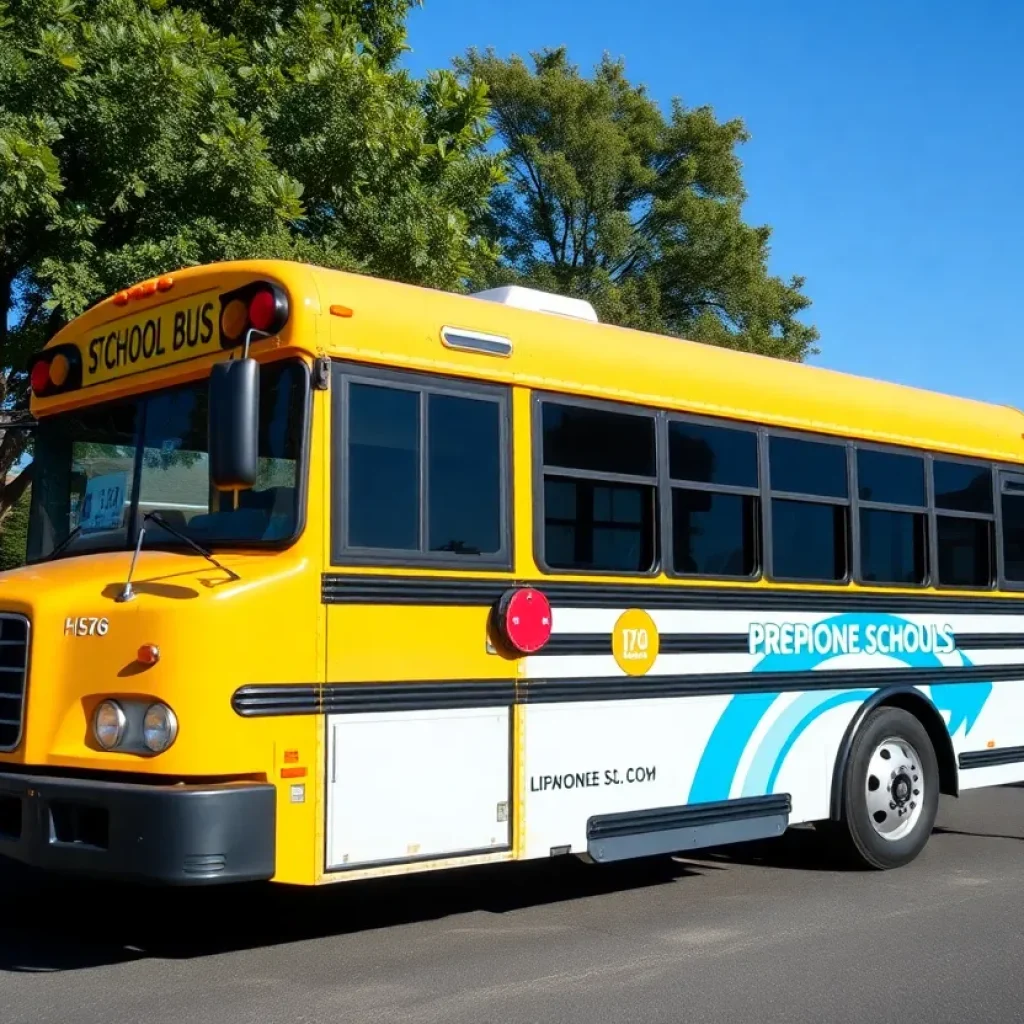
xmin=143 ymin=702 xmax=178 ymax=753
xmin=93 ymin=700 xmax=126 ymax=750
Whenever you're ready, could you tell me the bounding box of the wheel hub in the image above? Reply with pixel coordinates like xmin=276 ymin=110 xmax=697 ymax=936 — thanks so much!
xmin=864 ymin=736 xmax=924 ymax=842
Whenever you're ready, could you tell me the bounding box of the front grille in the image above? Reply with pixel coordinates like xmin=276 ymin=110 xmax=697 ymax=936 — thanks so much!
xmin=0 ymin=615 xmax=30 ymax=752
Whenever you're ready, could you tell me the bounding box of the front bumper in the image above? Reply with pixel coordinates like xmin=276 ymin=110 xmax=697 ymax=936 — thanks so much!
xmin=0 ymin=771 xmax=275 ymax=885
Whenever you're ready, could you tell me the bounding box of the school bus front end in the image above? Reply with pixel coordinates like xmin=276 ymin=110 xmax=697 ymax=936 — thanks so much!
xmin=0 ymin=261 xmax=327 ymax=886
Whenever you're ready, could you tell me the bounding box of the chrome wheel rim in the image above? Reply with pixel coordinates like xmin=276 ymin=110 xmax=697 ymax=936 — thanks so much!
xmin=865 ymin=736 xmax=924 ymax=842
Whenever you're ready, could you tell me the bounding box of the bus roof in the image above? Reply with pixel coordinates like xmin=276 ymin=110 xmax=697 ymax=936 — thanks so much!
xmin=309 ymin=263 xmax=1024 ymax=464
xmin=36 ymin=258 xmax=1024 ymax=464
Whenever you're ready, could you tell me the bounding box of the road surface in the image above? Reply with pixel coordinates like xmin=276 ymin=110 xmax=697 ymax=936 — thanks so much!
xmin=3 ymin=786 xmax=1024 ymax=1023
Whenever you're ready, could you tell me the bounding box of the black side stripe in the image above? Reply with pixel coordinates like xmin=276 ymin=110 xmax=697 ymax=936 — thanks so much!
xmin=957 ymin=634 xmax=1024 ymax=649
xmin=233 ymin=681 xmax=517 ymax=716
xmin=544 ymin=632 xmax=1024 ymax=656
xmin=958 ymin=746 xmax=1024 ymax=770
xmin=545 ymin=633 xmax=750 ymax=655
xmin=233 ymin=662 xmax=1024 ymax=717
xmin=321 ymin=573 xmax=1024 ymax=614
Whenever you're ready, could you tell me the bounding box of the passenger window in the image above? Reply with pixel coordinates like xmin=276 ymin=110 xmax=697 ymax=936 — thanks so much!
xmin=668 ymin=419 xmax=760 ymax=578
xmin=769 ymin=436 xmax=847 ymax=498
xmin=427 ymin=394 xmax=502 ymax=555
xmin=672 ymin=490 xmax=757 ymax=577
xmin=540 ymin=400 xmax=657 ymax=573
xmin=860 ymin=508 xmax=927 ymax=585
xmin=933 ymin=460 xmax=993 ymax=514
xmin=931 ymin=460 xmax=994 ymax=588
xmin=542 ymin=403 xmax=655 ymax=477
xmin=348 ymin=383 xmax=419 ymax=550
xmin=772 ymin=499 xmax=847 ymax=581
xmin=937 ymin=516 xmax=992 ymax=587
xmin=1002 ymin=493 xmax=1024 ymax=582
xmin=855 ymin=447 xmax=928 ymax=585
xmin=544 ymin=478 xmax=656 ymax=573
xmin=669 ymin=421 xmax=757 ymax=488
xmin=768 ymin=434 xmax=849 ymax=581
xmin=338 ymin=375 xmax=508 ymax=563
xmin=1000 ymin=474 xmax=1024 ymax=583
xmin=857 ymin=449 xmax=925 ymax=507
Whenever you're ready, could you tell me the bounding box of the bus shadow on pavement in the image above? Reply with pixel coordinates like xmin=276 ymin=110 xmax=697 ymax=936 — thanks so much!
xmin=0 ymin=854 xmax=718 ymax=972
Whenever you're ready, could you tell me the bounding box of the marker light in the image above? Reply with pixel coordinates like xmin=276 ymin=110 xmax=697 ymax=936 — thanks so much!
xmin=143 ymin=703 xmax=178 ymax=753
xmin=94 ymin=700 xmax=127 ymax=750
xmin=137 ymin=643 xmax=160 ymax=666
xmin=496 ymin=587 xmax=553 ymax=654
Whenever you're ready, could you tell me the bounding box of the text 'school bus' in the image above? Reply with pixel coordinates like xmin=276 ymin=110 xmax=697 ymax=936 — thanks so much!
xmin=1 ymin=259 xmax=1023 ymax=886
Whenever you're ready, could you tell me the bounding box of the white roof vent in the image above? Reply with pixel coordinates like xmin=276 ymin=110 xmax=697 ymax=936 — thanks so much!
xmin=471 ymin=285 xmax=598 ymax=322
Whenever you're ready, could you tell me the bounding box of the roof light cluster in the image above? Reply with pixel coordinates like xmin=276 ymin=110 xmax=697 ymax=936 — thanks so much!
xmin=218 ymin=281 xmax=289 ymax=348
xmin=112 ymin=276 xmax=175 ymax=306
xmin=28 ymin=345 xmax=81 ymax=398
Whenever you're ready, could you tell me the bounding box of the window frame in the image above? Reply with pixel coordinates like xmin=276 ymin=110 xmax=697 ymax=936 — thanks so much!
xmin=764 ymin=427 xmax=852 ymax=585
xmin=532 ymin=392 xmax=661 ymax=577
xmin=330 ymin=361 xmax=513 ymax=570
xmin=997 ymin=469 xmax=1024 ymax=591
xmin=662 ymin=411 xmax=762 ymax=582
xmin=929 ymin=453 xmax=996 ymax=591
xmin=851 ymin=439 xmax=930 ymax=589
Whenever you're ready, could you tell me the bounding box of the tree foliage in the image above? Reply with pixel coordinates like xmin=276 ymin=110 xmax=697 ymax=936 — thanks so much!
xmin=459 ymin=47 xmax=818 ymax=360
xmin=0 ymin=0 xmax=502 ymax=521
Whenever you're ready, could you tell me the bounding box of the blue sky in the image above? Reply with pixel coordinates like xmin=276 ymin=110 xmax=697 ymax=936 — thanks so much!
xmin=404 ymin=0 xmax=1024 ymax=405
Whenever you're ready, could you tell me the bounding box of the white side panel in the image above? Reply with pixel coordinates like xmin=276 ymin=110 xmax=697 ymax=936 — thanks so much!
xmin=522 ymin=696 xmax=729 ymax=859
xmin=326 ymin=708 xmax=510 ymax=869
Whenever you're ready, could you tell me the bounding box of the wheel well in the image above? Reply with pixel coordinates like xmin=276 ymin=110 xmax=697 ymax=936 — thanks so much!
xmin=830 ymin=687 xmax=958 ymax=818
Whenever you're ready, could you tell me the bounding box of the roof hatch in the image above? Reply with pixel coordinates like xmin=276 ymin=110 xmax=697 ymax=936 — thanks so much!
xmin=470 ymin=285 xmax=598 ymax=322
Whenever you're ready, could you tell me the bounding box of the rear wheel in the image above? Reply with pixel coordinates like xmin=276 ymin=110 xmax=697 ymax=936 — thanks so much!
xmin=835 ymin=706 xmax=939 ymax=869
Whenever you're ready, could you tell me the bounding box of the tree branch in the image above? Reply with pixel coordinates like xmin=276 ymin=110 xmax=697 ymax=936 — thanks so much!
xmin=0 ymin=460 xmax=32 ymax=520
xmin=510 ymin=149 xmax=562 ymax=265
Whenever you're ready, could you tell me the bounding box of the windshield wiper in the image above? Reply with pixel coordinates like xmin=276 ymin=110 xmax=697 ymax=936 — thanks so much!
xmin=143 ymin=512 xmax=240 ymax=581
xmin=43 ymin=525 xmax=83 ymax=561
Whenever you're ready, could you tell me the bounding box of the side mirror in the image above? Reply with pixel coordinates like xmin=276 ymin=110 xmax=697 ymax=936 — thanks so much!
xmin=209 ymin=358 xmax=259 ymax=490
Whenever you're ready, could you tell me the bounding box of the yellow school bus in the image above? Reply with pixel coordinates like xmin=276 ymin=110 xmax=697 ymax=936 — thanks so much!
xmin=2 ymin=257 xmax=1024 ymax=886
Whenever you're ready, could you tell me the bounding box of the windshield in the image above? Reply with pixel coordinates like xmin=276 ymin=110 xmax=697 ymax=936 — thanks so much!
xmin=27 ymin=359 xmax=308 ymax=560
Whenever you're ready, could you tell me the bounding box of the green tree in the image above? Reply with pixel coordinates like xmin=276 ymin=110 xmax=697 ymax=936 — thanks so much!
xmin=0 ymin=479 xmax=28 ymax=569
xmin=458 ymin=47 xmax=818 ymax=360
xmin=0 ymin=0 xmax=502 ymax=524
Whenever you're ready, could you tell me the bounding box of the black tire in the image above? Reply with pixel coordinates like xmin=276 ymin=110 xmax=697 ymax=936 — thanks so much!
xmin=835 ymin=706 xmax=939 ymax=870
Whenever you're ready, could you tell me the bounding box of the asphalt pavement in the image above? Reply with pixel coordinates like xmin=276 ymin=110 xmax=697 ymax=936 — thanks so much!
xmin=2 ymin=786 xmax=1024 ymax=1023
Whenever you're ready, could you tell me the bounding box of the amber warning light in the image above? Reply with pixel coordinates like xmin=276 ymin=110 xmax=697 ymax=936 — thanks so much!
xmin=496 ymin=588 xmax=553 ymax=654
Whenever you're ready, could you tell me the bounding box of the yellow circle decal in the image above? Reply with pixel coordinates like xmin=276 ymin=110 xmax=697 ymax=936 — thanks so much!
xmin=612 ymin=608 xmax=659 ymax=676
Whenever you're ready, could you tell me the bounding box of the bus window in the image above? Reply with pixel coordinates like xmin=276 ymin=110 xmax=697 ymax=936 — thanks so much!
xmin=768 ymin=435 xmax=849 ymax=582
xmin=1001 ymin=474 xmax=1024 ymax=583
xmin=539 ymin=401 xmax=657 ymax=573
xmin=856 ymin=448 xmax=928 ymax=586
xmin=937 ymin=516 xmax=992 ymax=587
xmin=668 ymin=419 xmax=759 ymax=578
xmin=934 ymin=459 xmax=993 ymax=587
xmin=337 ymin=371 xmax=509 ymax=565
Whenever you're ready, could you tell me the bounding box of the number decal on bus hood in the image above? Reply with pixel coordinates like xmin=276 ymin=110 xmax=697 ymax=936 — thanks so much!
xmin=64 ymin=616 xmax=109 ymax=637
